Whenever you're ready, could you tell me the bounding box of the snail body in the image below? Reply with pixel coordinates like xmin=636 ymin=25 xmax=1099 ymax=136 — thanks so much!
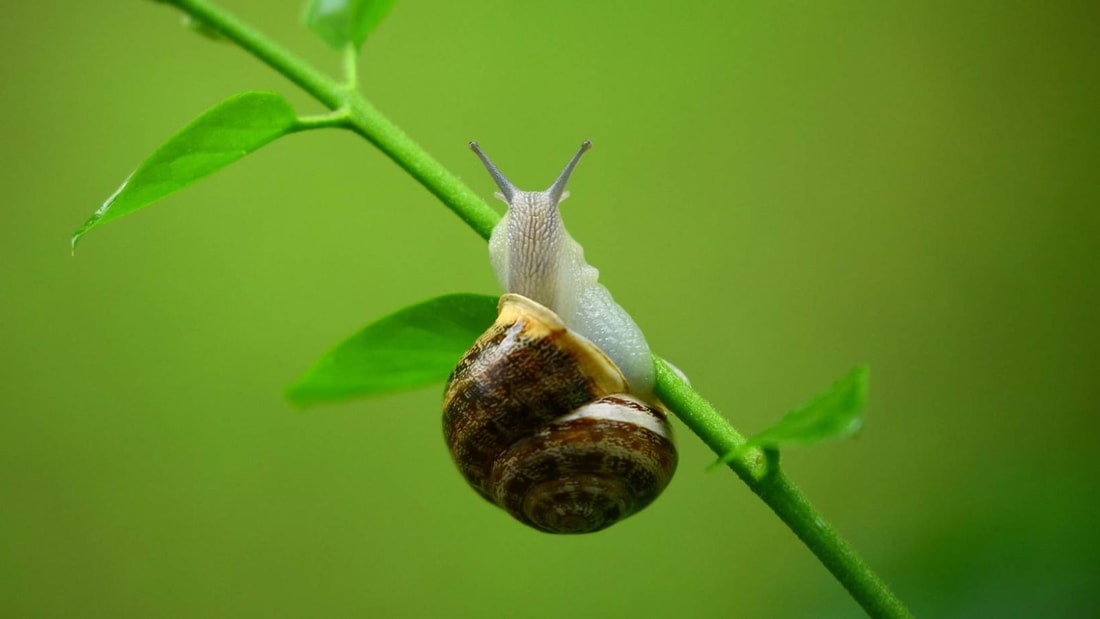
xmin=442 ymin=142 xmax=676 ymax=534
xmin=485 ymin=141 xmax=656 ymax=397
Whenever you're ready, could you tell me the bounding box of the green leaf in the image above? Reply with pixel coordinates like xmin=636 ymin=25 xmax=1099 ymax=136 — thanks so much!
xmin=712 ymin=365 xmax=870 ymax=468
xmin=72 ymin=92 xmax=298 ymax=250
xmin=287 ymin=293 xmax=499 ymax=406
xmin=750 ymin=364 xmax=869 ymax=447
xmin=304 ymin=0 xmax=398 ymax=51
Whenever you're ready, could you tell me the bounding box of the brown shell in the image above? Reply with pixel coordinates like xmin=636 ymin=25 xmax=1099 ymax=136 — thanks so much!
xmin=442 ymin=294 xmax=677 ymax=533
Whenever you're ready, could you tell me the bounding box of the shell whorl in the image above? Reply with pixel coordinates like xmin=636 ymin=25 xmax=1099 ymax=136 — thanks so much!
xmin=443 ymin=294 xmax=677 ymax=534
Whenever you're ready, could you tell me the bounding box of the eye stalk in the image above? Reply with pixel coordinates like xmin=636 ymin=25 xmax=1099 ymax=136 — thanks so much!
xmin=469 ymin=141 xmax=517 ymax=202
xmin=547 ymin=140 xmax=591 ymax=204
xmin=469 ymin=140 xmax=593 ymax=205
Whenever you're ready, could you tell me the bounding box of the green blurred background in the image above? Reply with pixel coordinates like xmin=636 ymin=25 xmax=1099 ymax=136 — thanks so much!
xmin=2 ymin=1 xmax=1098 ymax=617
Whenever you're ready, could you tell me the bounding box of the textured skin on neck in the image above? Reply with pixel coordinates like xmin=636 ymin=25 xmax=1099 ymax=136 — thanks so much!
xmin=494 ymin=191 xmax=566 ymax=312
xmin=487 ymin=190 xmax=656 ymax=397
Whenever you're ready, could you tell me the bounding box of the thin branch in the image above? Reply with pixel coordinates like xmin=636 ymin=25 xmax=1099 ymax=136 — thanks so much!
xmin=653 ymin=361 xmax=912 ymax=618
xmin=293 ymin=109 xmax=353 ymax=132
xmin=163 ymin=0 xmax=344 ymax=109
xmin=343 ymin=43 xmax=359 ymax=92
xmin=161 ymin=0 xmax=498 ymax=239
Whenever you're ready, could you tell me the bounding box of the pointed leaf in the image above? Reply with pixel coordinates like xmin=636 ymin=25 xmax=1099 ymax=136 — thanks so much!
xmin=305 ymin=0 xmax=398 ymax=51
xmin=287 ymin=293 xmax=499 ymax=405
xmin=72 ymin=92 xmax=298 ymax=249
xmin=712 ymin=365 xmax=869 ymax=468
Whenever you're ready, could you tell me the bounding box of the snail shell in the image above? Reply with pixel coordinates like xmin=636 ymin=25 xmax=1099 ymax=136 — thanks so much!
xmin=443 ymin=293 xmax=676 ymax=534
xmin=443 ymin=141 xmax=677 ymax=534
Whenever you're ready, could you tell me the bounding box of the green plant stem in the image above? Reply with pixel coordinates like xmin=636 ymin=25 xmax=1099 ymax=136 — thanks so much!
xmin=157 ymin=2 xmax=912 ymax=617
xmin=294 ymin=109 xmax=352 ymax=131
xmin=343 ymin=43 xmax=358 ymax=91
xmin=653 ymin=361 xmax=912 ymax=619
xmin=161 ymin=0 xmax=498 ymax=240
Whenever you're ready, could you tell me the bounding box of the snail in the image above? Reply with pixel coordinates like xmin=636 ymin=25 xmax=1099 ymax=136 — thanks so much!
xmin=442 ymin=141 xmax=677 ymax=534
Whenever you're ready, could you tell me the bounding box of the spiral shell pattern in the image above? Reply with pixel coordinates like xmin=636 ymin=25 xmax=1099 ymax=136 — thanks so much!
xmin=443 ymin=294 xmax=677 ymax=534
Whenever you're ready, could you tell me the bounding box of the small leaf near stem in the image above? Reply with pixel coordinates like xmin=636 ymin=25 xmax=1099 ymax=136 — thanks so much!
xmin=72 ymin=92 xmax=298 ymax=250
xmin=287 ymin=294 xmax=498 ymax=405
xmin=157 ymin=0 xmax=501 ymax=240
xmin=710 ymin=365 xmax=870 ymax=469
xmin=304 ymin=0 xmax=398 ymax=52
